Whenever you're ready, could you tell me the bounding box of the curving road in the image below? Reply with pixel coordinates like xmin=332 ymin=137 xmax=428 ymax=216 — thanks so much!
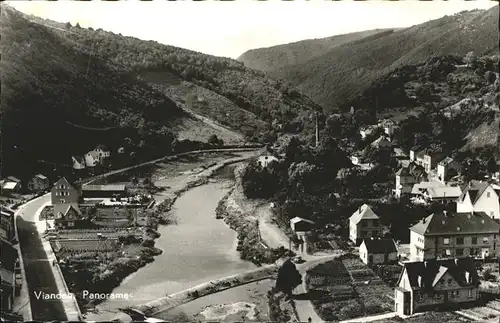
xmin=15 ymin=194 xmax=68 ymax=321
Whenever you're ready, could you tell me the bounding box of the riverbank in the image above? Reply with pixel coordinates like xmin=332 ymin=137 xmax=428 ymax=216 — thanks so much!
xmin=216 ymin=164 xmax=294 ymax=265
xmin=138 ymin=264 xmax=279 ymax=317
xmin=70 ymin=153 xmax=259 ymax=317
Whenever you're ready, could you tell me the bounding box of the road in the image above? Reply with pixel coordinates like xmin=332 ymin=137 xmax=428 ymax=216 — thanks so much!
xmin=15 ymin=194 xmax=68 ymax=321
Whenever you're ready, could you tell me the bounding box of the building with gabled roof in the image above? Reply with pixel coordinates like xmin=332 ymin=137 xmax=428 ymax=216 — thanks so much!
xmin=51 ymin=177 xmax=81 ymax=205
xmin=410 ymin=211 xmax=500 ymax=261
xmin=71 ymin=156 xmax=86 ymax=170
xmin=28 ymin=174 xmax=50 ymax=192
xmin=437 ymin=156 xmax=461 ymax=183
xmin=421 ymin=186 xmax=462 ymax=203
xmin=395 ymin=257 xmax=480 ymax=315
xmin=359 ymin=238 xmax=398 ymax=265
xmin=349 ymin=204 xmax=385 ymax=244
xmin=456 ymin=180 xmax=500 ymax=220
xmin=82 ymin=184 xmax=127 ymax=199
xmin=290 ymin=217 xmax=315 ymax=232
xmin=395 ymin=163 xmax=427 ymax=198
xmin=53 ymin=203 xmax=85 ymax=229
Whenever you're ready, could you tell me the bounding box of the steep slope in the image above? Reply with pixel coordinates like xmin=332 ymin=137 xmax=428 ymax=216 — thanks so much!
xmin=0 ymin=6 xmax=188 ymax=178
xmin=271 ymin=6 xmax=499 ymax=111
xmin=24 ymin=11 xmax=323 ymax=142
xmin=348 ymin=54 xmax=500 ymax=154
xmin=237 ymin=29 xmax=392 ymax=72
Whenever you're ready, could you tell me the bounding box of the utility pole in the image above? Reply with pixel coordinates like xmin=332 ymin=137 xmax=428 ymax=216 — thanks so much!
xmin=315 ymin=111 xmax=319 ymax=147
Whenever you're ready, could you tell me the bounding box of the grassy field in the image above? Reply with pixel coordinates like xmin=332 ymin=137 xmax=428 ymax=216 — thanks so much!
xmin=306 ymin=255 xmax=394 ymax=321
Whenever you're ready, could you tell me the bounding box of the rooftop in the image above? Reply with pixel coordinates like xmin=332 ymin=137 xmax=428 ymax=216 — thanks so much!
xmin=410 ymin=211 xmax=500 ymax=236
xmin=290 ymin=217 xmax=315 ymax=224
xmin=361 ymin=238 xmax=397 ymax=254
xmin=402 ymin=257 xmax=479 ymax=290
xmin=350 ymin=204 xmax=379 ymax=224
xmin=35 ymin=174 xmax=48 ymax=180
xmin=459 ymin=180 xmax=496 ymax=204
xmin=2 ymin=182 xmax=18 ymax=190
xmin=425 ymin=186 xmax=462 ymax=199
xmin=82 ymin=184 xmax=126 ymax=191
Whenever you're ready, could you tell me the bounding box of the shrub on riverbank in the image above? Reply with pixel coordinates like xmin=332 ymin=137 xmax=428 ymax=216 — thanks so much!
xmin=267 ymin=289 xmax=298 ymax=323
xmin=216 ymin=189 xmax=294 ymax=265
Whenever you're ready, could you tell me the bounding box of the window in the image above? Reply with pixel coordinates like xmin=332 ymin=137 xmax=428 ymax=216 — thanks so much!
xmin=472 ymin=237 xmax=477 ymax=244
xmin=362 ymin=221 xmax=367 ymax=227
xmin=456 ymin=248 xmax=464 ymax=256
xmin=444 ymin=238 xmax=450 ymax=245
xmin=450 ymin=291 xmax=456 ymax=298
xmin=457 ymin=237 xmax=464 ymax=244
xmin=445 ymin=249 xmax=451 ymax=256
xmin=487 ymin=192 xmax=491 ymax=198
xmin=417 ymin=293 xmax=424 ymax=302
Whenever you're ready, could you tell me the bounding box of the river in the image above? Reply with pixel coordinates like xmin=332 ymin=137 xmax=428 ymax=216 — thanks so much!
xmin=96 ymin=180 xmax=256 ymax=312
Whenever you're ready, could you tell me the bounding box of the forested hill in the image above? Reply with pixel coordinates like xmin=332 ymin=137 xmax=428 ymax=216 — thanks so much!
xmin=1 ymin=5 xmax=323 ymax=179
xmin=240 ymin=6 xmax=499 ymax=112
xmin=0 ymin=6 xmax=185 ymax=178
xmin=24 ymin=9 xmax=323 ymax=141
xmin=238 ymin=29 xmax=393 ymax=72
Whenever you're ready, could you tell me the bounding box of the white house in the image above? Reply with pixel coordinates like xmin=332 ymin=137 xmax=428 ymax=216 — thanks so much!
xmin=349 ymin=204 xmax=385 ymax=244
xmin=437 ymin=157 xmax=461 ymax=183
xmin=359 ymin=238 xmax=398 ymax=265
xmin=456 ymin=180 xmax=500 ymax=220
xmin=257 ymin=155 xmax=279 ymax=168
xmin=84 ymin=151 xmax=101 ymax=167
xmin=94 ymin=145 xmax=111 ymax=159
xmin=71 ymin=156 xmax=86 ymax=170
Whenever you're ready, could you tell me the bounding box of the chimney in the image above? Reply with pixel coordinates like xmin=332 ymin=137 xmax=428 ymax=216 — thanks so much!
xmin=443 ymin=210 xmax=447 ymax=217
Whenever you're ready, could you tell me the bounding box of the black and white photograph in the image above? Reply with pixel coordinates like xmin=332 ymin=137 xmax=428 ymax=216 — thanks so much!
xmin=1 ymin=0 xmax=499 ymax=322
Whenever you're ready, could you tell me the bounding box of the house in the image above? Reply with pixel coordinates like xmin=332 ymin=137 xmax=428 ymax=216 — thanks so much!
xmin=410 ymin=181 xmax=447 ymax=202
xmin=394 ymin=257 xmax=480 ymax=316
xmin=370 ymin=135 xmax=392 ymax=149
xmin=51 ymin=177 xmax=80 ymax=205
xmin=456 ymin=180 xmax=500 ymax=220
xmin=409 ymin=210 xmax=500 ymax=261
xmin=0 ymin=208 xmax=15 ymax=241
xmin=1 ymin=238 xmax=19 ymax=316
xmin=359 ymin=125 xmax=379 ymax=139
xmin=71 ymin=156 xmax=86 ymax=170
xmin=84 ymin=150 xmax=101 ymax=167
xmin=359 ymin=238 xmax=398 ymax=265
xmin=421 ymin=148 xmax=447 ymax=174
xmin=28 ymin=174 xmax=50 ymax=192
xmin=421 ymin=186 xmax=462 ymax=203
xmin=393 ymin=148 xmax=410 ymax=167
xmin=94 ymin=145 xmax=111 ymax=158
xmin=437 ymin=157 xmax=461 ymax=183
xmin=410 ymin=146 xmax=425 ymax=163
xmin=82 ymin=184 xmax=127 ymax=199
xmin=349 ymin=204 xmax=385 ymax=244
xmin=394 ymin=163 xmax=427 ymax=198
xmin=1 ymin=177 xmax=22 ymax=195
xmin=378 ymin=119 xmax=395 ymax=137
xmin=53 ymin=204 xmax=86 ymax=229
xmin=257 ymin=155 xmax=279 ymax=168
xmin=290 ymin=217 xmax=315 ymax=232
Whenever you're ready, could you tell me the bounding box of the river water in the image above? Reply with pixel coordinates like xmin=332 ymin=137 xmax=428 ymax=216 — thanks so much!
xmin=96 ymin=180 xmax=256 ymax=312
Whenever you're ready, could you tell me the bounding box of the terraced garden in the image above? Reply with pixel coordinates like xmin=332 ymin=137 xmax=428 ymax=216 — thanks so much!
xmin=305 ymin=254 xmax=394 ymax=321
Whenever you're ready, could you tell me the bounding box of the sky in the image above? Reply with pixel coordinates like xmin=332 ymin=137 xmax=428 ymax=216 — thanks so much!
xmin=8 ymin=0 xmax=498 ymax=59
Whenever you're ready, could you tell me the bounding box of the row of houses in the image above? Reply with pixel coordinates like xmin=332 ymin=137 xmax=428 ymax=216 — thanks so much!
xmin=71 ymin=145 xmax=112 ymax=170
xmin=0 ymin=206 xmax=23 ymax=321
xmin=1 ymin=174 xmax=51 ymax=195
xmin=50 ymin=177 xmax=129 ymax=229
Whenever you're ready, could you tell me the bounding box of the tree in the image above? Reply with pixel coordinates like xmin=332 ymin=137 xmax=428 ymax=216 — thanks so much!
xmin=208 ymin=134 xmax=223 ymax=147
xmin=75 ymin=22 xmax=81 ymax=29
xmin=275 ymin=259 xmax=302 ymax=296
xmin=487 ymin=157 xmax=498 ymax=174
xmin=65 ymin=22 xmax=72 ymax=29
xmin=464 ymin=51 xmax=478 ymax=69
